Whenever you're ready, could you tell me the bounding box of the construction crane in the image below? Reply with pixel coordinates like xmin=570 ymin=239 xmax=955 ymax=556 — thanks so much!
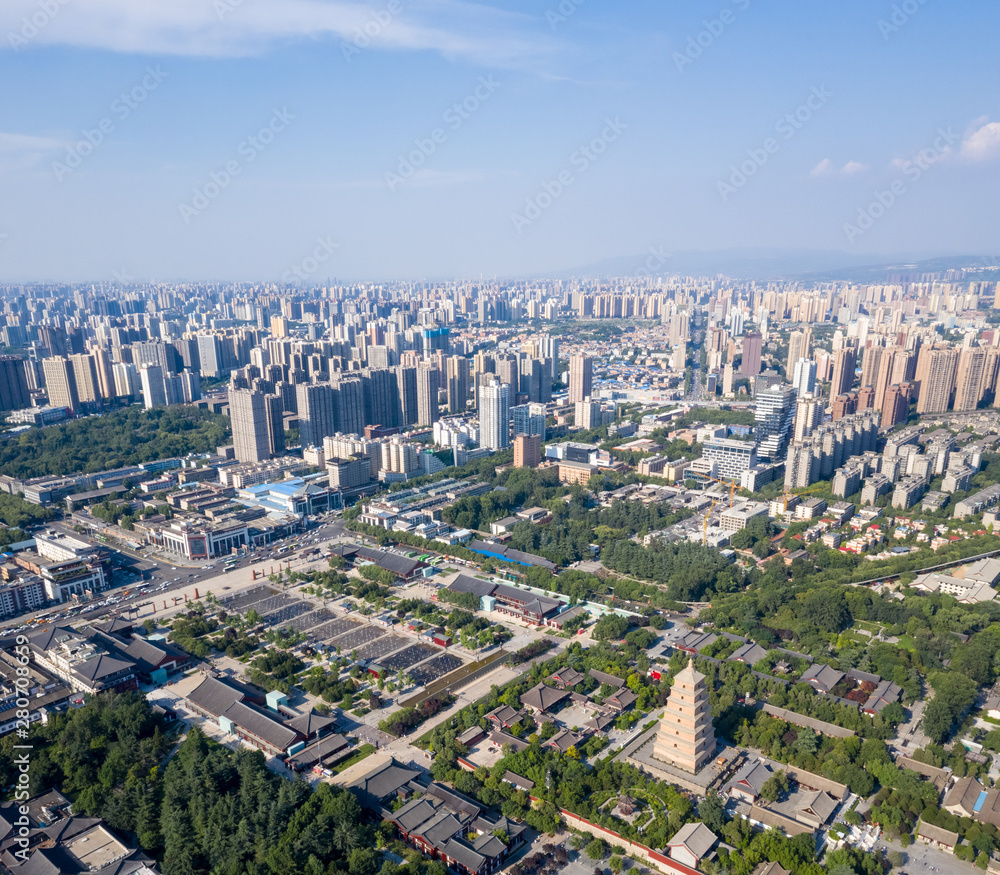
xmin=703 ymin=475 xmax=737 ymax=508
xmin=702 ymin=499 xmax=717 ymax=545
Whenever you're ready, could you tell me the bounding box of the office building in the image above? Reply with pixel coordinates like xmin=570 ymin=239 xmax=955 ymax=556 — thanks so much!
xmin=702 ymin=438 xmax=757 ymax=481
xmin=568 ymin=355 xmax=592 ymax=404
xmin=479 ymin=378 xmax=511 ymax=450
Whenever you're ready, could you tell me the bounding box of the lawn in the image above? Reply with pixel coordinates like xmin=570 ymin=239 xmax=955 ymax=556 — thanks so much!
xmin=328 ymin=743 xmax=376 ymax=775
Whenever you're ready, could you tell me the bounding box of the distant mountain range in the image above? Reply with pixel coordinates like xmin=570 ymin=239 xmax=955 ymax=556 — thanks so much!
xmin=553 ymin=249 xmax=1000 ymax=284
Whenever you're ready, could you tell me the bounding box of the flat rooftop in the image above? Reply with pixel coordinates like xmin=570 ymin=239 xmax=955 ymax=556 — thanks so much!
xmin=65 ymin=825 xmax=128 ymax=869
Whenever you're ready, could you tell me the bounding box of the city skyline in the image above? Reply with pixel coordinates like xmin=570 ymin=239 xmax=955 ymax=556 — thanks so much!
xmin=0 ymin=1 xmax=998 ymax=281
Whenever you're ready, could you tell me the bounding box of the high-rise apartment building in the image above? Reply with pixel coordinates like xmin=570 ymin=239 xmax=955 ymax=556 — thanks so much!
xmin=740 ymin=332 xmax=762 ymax=377
xmin=512 ymin=402 xmax=546 ymax=439
xmin=539 ymin=335 xmax=559 ymax=386
xmin=196 ymin=334 xmax=223 ymax=378
xmin=396 ymin=366 xmax=418 ymax=426
xmin=297 ymin=383 xmax=337 ymax=448
xmin=362 ymin=368 xmax=400 ymax=428
xmin=754 ymin=384 xmax=796 ymax=461
xmin=446 ymin=356 xmax=470 ymax=414
xmin=786 ymin=330 xmax=806 ymax=375
xmin=513 ymin=433 xmax=541 ymax=469
xmin=791 ymin=358 xmax=816 ymax=397
xmin=265 ymin=393 xmax=285 ymax=456
xmin=416 ymin=365 xmax=439 ymax=427
xmin=43 ymin=357 xmax=79 ymax=412
xmin=333 ymin=376 xmax=365 ymax=436
xmin=67 ymin=354 xmax=99 ymax=404
xmin=954 ymin=346 xmax=989 ymax=412
xmin=229 ymin=388 xmax=273 ymax=463
xmin=112 ymin=362 xmax=141 ymax=399
xmin=916 ymin=347 xmax=959 ymax=414
xmin=793 ymin=395 xmax=823 ymax=441
xmin=881 ymin=382 xmax=912 ymax=429
xmin=479 ymin=378 xmax=511 ymax=450
xmin=830 ymin=344 xmax=857 ymax=399
xmin=140 ymin=365 xmax=167 ymax=409
xmin=568 ymin=355 xmax=592 ymax=404
xmin=0 ymin=356 xmax=30 ymax=412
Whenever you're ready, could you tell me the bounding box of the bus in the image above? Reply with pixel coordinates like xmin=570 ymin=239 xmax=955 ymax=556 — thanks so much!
xmin=224 ymin=559 xmax=238 ymax=570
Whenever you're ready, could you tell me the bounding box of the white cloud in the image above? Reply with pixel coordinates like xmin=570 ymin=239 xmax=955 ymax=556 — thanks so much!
xmin=810 ymin=158 xmax=866 ymax=177
xmin=0 ymin=132 xmax=63 ymax=152
xmin=960 ymin=118 xmax=1000 ymax=161
xmin=0 ymin=0 xmax=551 ymax=67
xmin=809 ymin=158 xmax=832 ymax=177
xmin=0 ymin=131 xmax=64 ymax=174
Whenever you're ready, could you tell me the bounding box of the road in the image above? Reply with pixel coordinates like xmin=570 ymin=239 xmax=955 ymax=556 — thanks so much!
xmin=0 ymin=515 xmax=351 ymax=634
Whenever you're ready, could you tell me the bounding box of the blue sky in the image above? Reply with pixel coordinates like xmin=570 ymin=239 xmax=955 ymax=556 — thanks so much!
xmin=0 ymin=0 xmax=998 ymax=282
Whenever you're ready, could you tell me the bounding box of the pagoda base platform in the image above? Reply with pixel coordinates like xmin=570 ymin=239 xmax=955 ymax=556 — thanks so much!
xmin=626 ymin=736 xmax=741 ymax=796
